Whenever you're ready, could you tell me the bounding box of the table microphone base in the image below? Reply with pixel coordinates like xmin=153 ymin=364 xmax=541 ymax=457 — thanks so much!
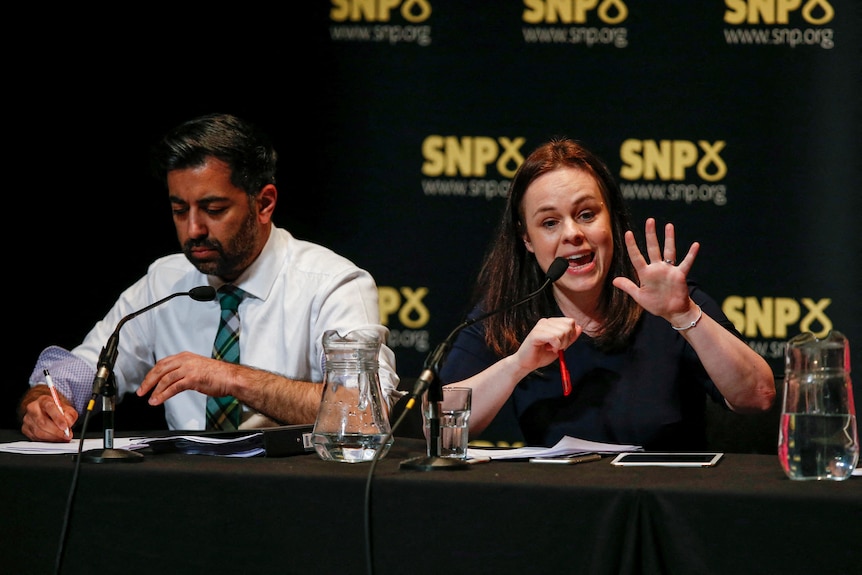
xmin=399 ymin=455 xmax=470 ymax=471
xmin=79 ymin=448 xmax=145 ymax=464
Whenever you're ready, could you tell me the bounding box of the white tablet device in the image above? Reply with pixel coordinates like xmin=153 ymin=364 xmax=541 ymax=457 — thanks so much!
xmin=610 ymin=452 xmax=724 ymax=467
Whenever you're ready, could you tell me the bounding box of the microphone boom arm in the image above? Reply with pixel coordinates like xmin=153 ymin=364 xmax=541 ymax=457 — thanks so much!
xmin=91 ymin=286 xmax=217 ymax=397
xmin=402 ymin=257 xmax=568 ymax=467
xmin=84 ymin=286 xmax=216 ymax=460
xmin=409 ymin=256 xmax=569 ymax=401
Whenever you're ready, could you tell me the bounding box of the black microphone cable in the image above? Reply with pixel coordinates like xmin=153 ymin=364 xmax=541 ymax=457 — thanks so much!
xmin=51 ymin=286 xmax=216 ymax=575
xmin=53 ymin=392 xmax=98 ymax=575
xmin=362 ymin=397 xmax=416 ymax=575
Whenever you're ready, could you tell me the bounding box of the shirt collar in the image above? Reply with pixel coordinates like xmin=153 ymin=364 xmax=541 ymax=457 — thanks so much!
xmin=211 ymin=223 xmax=283 ymax=302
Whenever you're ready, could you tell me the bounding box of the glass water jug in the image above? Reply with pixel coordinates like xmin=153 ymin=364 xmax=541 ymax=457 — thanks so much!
xmin=311 ymin=329 xmax=393 ymax=462
xmin=778 ymin=330 xmax=858 ymax=480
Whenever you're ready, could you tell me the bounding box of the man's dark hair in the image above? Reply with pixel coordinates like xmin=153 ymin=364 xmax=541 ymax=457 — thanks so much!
xmin=151 ymin=113 xmax=277 ymax=195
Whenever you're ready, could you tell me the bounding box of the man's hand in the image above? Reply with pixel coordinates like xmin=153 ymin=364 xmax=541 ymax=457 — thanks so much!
xmin=137 ymin=351 xmax=323 ymax=425
xmin=19 ymin=386 xmax=77 ymax=442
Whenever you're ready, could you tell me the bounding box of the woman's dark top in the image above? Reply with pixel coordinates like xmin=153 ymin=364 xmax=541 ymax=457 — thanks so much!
xmin=439 ymin=284 xmax=737 ymax=450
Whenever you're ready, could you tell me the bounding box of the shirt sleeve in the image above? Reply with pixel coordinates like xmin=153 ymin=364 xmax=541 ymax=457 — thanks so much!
xmin=29 ymin=345 xmax=96 ymax=415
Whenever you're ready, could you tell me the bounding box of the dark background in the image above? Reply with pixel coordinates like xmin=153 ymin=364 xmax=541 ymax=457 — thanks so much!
xmin=6 ymin=2 xmax=861 ymax=430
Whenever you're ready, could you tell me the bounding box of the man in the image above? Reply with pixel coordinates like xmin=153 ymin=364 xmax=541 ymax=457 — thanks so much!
xmin=19 ymin=113 xmax=399 ymax=441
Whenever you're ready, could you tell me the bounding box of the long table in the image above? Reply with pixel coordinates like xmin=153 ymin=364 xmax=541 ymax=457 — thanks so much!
xmin=1 ymin=429 xmax=859 ymax=575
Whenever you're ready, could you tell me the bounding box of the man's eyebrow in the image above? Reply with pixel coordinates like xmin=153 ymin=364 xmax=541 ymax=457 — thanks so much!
xmin=169 ymin=195 xmax=228 ymax=205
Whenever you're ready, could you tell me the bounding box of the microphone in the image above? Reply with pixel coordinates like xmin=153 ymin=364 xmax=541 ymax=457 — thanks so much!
xmin=82 ymin=285 xmax=217 ymax=463
xmin=400 ymin=257 xmax=568 ymax=471
xmin=409 ymin=256 xmax=568 ymax=401
xmin=91 ymin=286 xmax=216 ymax=397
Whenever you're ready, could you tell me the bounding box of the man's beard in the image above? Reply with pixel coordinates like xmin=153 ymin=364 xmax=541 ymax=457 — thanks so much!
xmin=183 ymin=212 xmax=258 ymax=278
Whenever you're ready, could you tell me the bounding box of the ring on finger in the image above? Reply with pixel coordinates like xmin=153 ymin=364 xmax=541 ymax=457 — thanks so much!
xmin=664 ymin=259 xmax=675 ymax=265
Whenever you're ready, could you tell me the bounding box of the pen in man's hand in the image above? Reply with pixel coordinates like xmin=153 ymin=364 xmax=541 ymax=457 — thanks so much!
xmin=44 ymin=369 xmax=70 ymax=437
xmin=559 ymin=350 xmax=572 ymax=396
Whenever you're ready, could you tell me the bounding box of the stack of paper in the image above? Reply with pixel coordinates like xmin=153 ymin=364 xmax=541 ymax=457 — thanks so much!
xmin=0 ymin=424 xmax=314 ymax=458
xmin=467 ymin=436 xmax=643 ymax=460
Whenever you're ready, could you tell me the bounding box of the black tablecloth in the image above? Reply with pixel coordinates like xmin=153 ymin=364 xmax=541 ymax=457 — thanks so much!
xmin=1 ymin=430 xmax=859 ymax=575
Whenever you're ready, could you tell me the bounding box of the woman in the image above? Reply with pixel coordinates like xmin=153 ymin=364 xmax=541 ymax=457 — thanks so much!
xmin=439 ymin=138 xmax=775 ymax=449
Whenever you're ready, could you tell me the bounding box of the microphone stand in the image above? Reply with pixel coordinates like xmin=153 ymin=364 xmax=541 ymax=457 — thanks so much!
xmin=79 ymin=286 xmax=217 ymax=464
xmin=80 ymin=331 xmax=145 ymax=463
xmin=400 ymin=257 xmax=570 ymax=471
xmin=81 ymin=376 xmax=144 ymax=463
xmin=399 ymin=340 xmax=470 ymax=470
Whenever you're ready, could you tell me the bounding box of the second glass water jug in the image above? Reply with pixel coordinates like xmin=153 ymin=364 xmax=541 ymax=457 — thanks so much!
xmin=778 ymin=330 xmax=858 ymax=480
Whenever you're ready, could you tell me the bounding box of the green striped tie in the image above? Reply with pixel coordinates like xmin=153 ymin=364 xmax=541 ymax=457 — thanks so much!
xmin=206 ymin=285 xmax=244 ymax=430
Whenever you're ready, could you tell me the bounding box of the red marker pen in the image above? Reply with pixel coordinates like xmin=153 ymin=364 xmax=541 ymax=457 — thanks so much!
xmin=559 ymin=351 xmax=572 ymax=396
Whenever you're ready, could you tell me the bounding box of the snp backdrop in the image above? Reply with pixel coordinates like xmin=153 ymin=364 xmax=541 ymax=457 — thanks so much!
xmin=316 ymin=0 xmax=861 ymax=388
xmin=8 ymin=1 xmax=861 ymax=429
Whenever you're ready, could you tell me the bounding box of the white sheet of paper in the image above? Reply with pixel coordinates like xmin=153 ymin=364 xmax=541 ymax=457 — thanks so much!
xmin=0 ymin=433 xmax=264 ymax=457
xmin=0 ymin=437 xmax=145 ymax=455
xmin=467 ymin=435 xmax=643 ymax=460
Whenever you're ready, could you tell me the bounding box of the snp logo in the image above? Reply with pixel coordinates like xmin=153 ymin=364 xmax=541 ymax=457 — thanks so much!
xmin=422 ymin=135 xmax=525 ymax=178
xmin=724 ymin=0 xmax=834 ymax=25
xmin=378 ymin=286 xmax=431 ymax=353
xmin=620 ymin=139 xmax=727 ymax=182
xmin=523 ymin=0 xmax=629 ymax=24
xmin=330 ymin=0 xmax=432 ymax=22
xmin=723 ymin=296 xmax=833 ymax=339
xmin=379 ymin=286 xmax=429 ymax=328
